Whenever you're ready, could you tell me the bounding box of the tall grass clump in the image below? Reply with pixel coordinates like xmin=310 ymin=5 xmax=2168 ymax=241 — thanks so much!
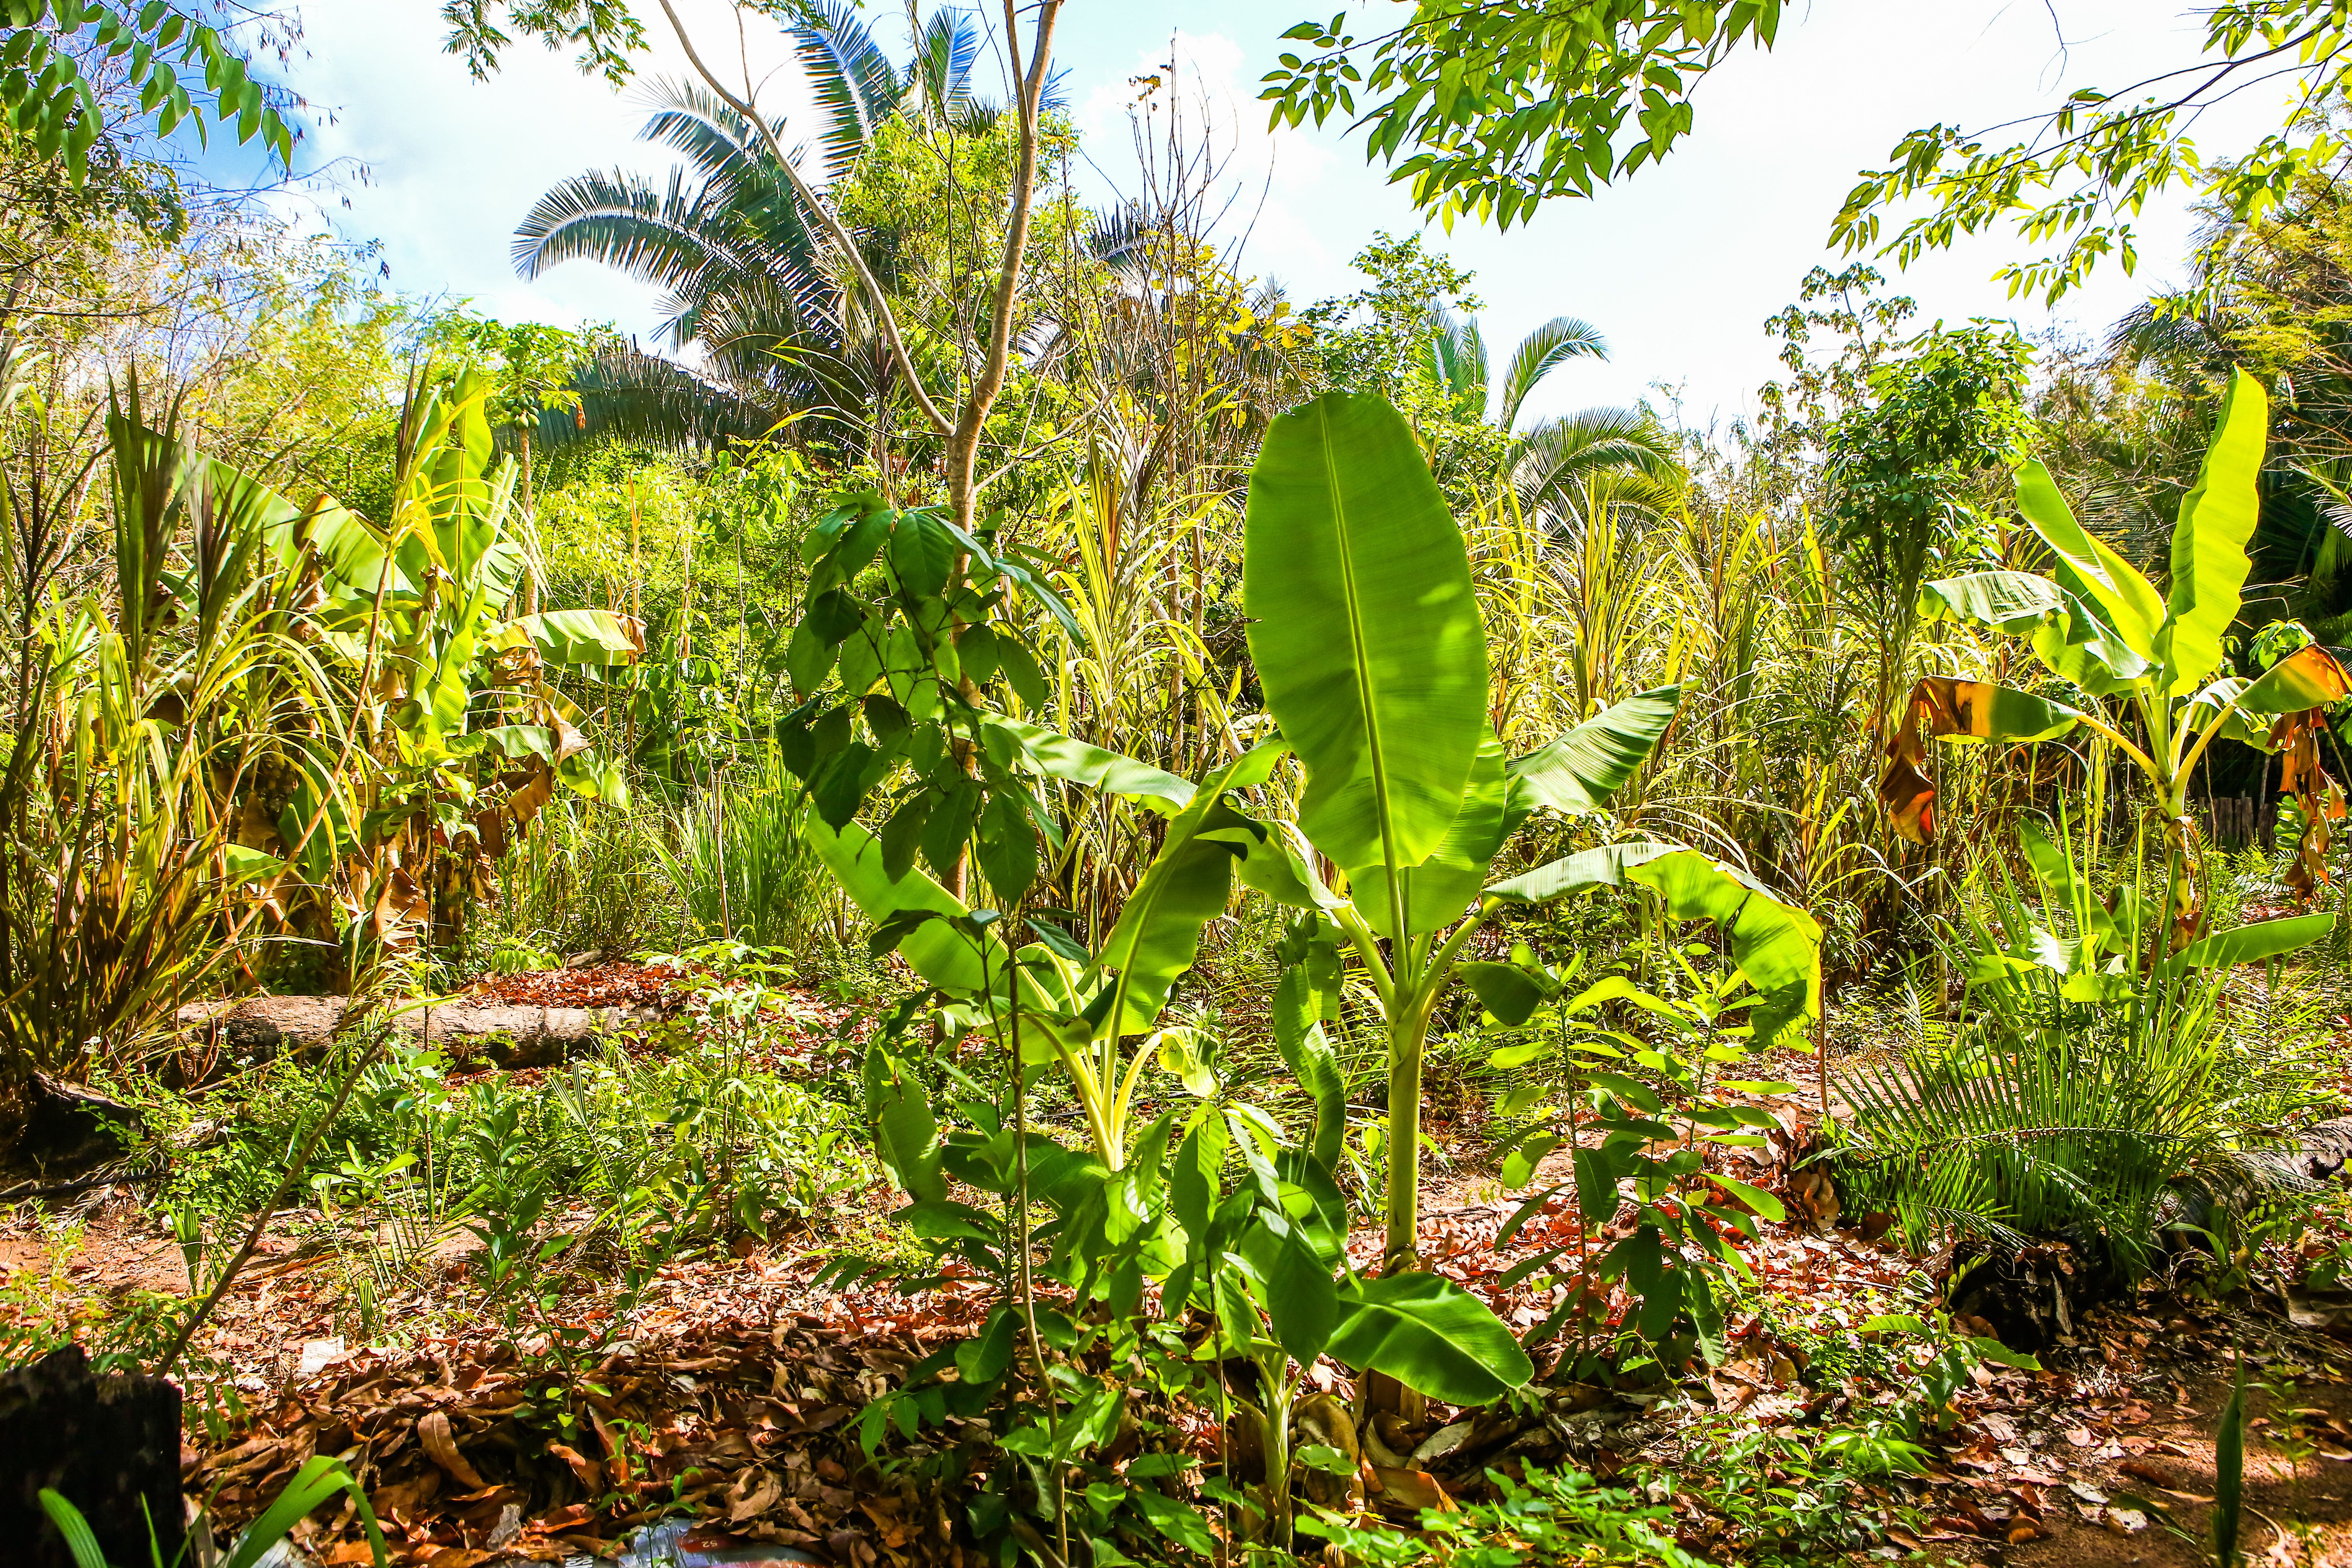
xmin=490 ymin=793 xmax=683 ymax=963
xmin=651 ymin=748 xmax=828 ymax=954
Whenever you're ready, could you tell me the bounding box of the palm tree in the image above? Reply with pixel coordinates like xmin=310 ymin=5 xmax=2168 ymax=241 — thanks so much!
xmin=1417 ymin=308 xmax=1680 ymax=516
xmin=512 ymin=2 xmax=991 ymax=453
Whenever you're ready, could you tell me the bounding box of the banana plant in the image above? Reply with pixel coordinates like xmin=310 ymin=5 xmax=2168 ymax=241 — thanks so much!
xmin=1880 ymin=368 xmax=2348 ymax=955
xmin=1239 ymin=391 xmax=1823 ymax=1270
xmin=824 ymin=392 xmax=1817 ymax=1295
xmin=132 ymin=369 xmax=646 ymax=952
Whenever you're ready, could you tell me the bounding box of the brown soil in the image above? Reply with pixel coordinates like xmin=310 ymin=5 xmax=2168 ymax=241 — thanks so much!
xmin=0 ymin=1207 xmax=192 ymax=1297
xmin=2001 ymin=1372 xmax=2352 ymax=1568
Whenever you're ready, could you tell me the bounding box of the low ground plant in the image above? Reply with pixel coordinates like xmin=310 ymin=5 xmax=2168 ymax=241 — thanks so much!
xmin=1312 ymin=1464 xmax=1715 ymax=1568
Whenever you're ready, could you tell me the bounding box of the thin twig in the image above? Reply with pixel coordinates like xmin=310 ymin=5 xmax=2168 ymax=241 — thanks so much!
xmin=154 ymin=1015 xmax=393 ymax=1378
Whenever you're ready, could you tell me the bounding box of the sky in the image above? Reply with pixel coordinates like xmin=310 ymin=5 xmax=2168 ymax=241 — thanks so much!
xmin=244 ymin=0 xmax=2279 ymax=437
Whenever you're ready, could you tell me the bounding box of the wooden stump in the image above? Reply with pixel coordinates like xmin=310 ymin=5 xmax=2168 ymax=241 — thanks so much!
xmin=0 ymin=1345 xmax=184 ymax=1568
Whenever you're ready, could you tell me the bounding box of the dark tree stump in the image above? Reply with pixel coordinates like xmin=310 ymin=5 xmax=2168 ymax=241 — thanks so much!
xmin=0 ymin=1345 xmax=184 ymax=1568
xmin=1943 ymin=1238 xmax=2113 ymax=1354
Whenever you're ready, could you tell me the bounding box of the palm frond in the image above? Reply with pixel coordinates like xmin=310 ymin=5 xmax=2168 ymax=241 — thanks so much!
xmin=1421 ymin=306 xmax=1489 ymax=426
xmin=2105 ymin=297 xmax=2228 ymax=371
xmin=1499 ymin=314 xmax=1608 ymax=432
xmin=910 ymin=7 xmax=980 ymax=120
xmin=513 ymin=169 xmax=769 ymax=349
xmin=1836 ymin=947 xmax=2298 ymax=1284
xmin=1089 ymin=202 xmax=1152 ymax=278
xmin=790 ymin=0 xmax=903 ymax=183
xmin=541 ymin=350 xmax=780 ymax=450
xmin=1510 ymin=405 xmax=1677 ymax=515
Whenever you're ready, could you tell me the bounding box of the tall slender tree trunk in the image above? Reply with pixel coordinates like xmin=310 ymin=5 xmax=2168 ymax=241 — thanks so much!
xmin=944 ymin=0 xmax=1064 ymax=533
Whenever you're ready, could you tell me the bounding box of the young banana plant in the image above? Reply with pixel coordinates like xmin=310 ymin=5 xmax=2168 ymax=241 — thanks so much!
xmin=1238 ymin=391 xmax=1824 ymax=1270
xmin=827 ymin=391 xmax=1822 ymax=1276
xmin=1880 ymin=368 xmax=2348 ymax=957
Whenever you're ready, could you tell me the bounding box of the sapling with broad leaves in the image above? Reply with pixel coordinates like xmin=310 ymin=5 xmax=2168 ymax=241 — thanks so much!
xmin=1472 ymin=936 xmax=1808 ymax=1371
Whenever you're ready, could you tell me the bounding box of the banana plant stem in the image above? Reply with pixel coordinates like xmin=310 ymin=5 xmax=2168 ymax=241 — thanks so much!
xmin=1383 ymin=990 xmax=1438 ymax=1272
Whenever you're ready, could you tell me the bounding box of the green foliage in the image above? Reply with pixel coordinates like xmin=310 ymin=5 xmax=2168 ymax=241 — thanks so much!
xmin=1822 ymin=319 xmax=2034 ymax=658
xmin=1 ymin=0 xmax=298 ymax=180
xmin=423 ymin=310 xmax=621 ymax=450
xmin=439 ymin=0 xmax=645 ymax=85
xmin=1832 ymin=2 xmax=2352 ymax=302
xmin=1841 ymin=864 xmax=2331 ymax=1282
xmin=1263 ymin=1 xmax=1782 ymax=230
xmin=1304 ymin=234 xmax=1483 ymax=410
xmin=777 ymin=488 xmax=1078 ymax=907
xmin=0 ymin=370 xmax=332 ymax=1078
xmin=130 ymin=1027 xmax=875 ymax=1299
xmin=1231 ymin=387 xmax=1814 ymax=1283
xmin=650 ymin=751 xmax=826 ymax=952
xmin=1659 ymin=1414 xmax=1911 ymax=1563
xmin=1892 ymin=369 xmax=2352 ymax=947
xmin=478 ymin=792 xmax=677 ymax=962
xmin=1484 ymin=941 xmax=1798 ymax=1365
xmin=1310 ymin=1462 xmax=1712 ymax=1567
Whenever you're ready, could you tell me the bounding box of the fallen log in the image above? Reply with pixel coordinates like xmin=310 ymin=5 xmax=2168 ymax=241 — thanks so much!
xmin=172 ymin=995 xmax=668 ymax=1073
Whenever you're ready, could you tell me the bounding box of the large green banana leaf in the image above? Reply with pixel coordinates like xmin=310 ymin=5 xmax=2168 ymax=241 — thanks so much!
xmin=804 ymin=815 xmax=988 ymax=993
xmin=1091 ymin=745 xmax=1291 ymax=1035
xmin=1507 ymin=685 xmax=1682 ymax=816
xmin=1628 ymin=851 xmax=1822 ymax=1052
xmin=2184 ymin=675 xmax=2263 ymax=746
xmin=1902 ymin=678 xmax=2082 ymax=746
xmin=486 ymin=609 xmax=648 ymax=666
xmin=2155 ymin=369 xmax=2266 ymax=695
xmin=1917 ymin=570 xmax=2150 ymax=694
xmin=1485 ymin=840 xmax=1678 ymax=903
xmin=295 ymin=499 xmax=399 ymax=603
xmin=1353 ymin=734 xmax=1510 ymax=940
xmin=1326 ymin=1271 xmax=1534 ymax=1405
xmin=1272 ymin=980 xmax=1348 ymax=1175
xmin=1093 ymin=824 xmax=1238 ymax=1038
xmin=979 ymin=713 xmax=1197 ymax=813
xmin=2236 ymin=642 xmax=2352 ymax=715
xmin=2014 ymin=460 xmax=2167 ymax=664
xmin=1243 ymin=391 xmax=1489 ymax=882
xmin=2168 ymin=912 xmax=2335 ymax=971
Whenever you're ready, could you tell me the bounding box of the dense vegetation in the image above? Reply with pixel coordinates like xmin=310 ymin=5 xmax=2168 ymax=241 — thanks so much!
xmin=18 ymin=3 xmax=2352 ymax=1566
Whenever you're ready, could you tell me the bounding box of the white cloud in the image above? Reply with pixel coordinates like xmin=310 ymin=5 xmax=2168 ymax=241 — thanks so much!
xmin=261 ymin=0 xmax=829 ymax=339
